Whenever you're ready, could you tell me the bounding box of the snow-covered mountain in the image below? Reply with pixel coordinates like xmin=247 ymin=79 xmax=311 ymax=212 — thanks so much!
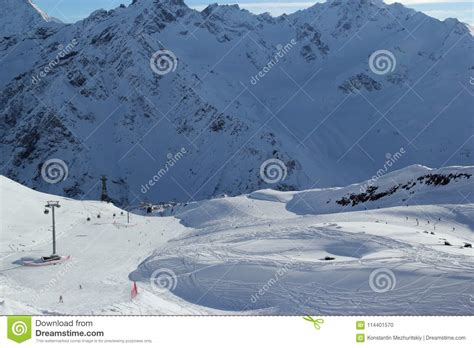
xmin=1 ymin=165 xmax=473 ymax=314
xmin=251 ymin=164 xmax=473 ymax=215
xmin=1 ymin=0 xmax=472 ymax=205
xmin=0 ymin=0 xmax=58 ymax=36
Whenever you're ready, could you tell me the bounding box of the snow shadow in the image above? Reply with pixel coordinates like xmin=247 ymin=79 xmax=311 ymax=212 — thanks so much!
xmin=130 ymin=257 xmax=474 ymax=315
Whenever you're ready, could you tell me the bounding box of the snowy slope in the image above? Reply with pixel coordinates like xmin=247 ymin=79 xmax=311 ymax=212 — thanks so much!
xmin=0 ymin=0 xmax=473 ymax=205
xmin=252 ymin=164 xmax=474 ymax=215
xmin=0 ymin=0 xmax=57 ymax=36
xmin=0 ymin=175 xmax=228 ymax=314
xmin=1 ymin=164 xmax=473 ymax=315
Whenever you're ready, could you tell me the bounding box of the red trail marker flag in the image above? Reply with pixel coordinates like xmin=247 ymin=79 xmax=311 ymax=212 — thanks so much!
xmin=131 ymin=281 xmax=138 ymax=299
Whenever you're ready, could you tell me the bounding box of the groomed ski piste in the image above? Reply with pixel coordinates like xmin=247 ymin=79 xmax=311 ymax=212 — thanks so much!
xmin=1 ymin=164 xmax=473 ymax=315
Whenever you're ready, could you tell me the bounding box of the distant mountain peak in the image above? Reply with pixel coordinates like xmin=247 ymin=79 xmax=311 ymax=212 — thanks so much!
xmin=0 ymin=0 xmax=60 ymax=36
xmin=331 ymin=0 xmax=376 ymax=6
xmin=28 ymin=0 xmax=51 ymax=20
xmin=156 ymin=0 xmax=186 ymax=6
xmin=202 ymin=3 xmax=242 ymax=14
xmin=131 ymin=0 xmax=188 ymax=10
xmin=133 ymin=0 xmax=192 ymax=20
xmin=328 ymin=0 xmax=387 ymax=11
xmin=0 ymin=0 xmax=472 ymax=205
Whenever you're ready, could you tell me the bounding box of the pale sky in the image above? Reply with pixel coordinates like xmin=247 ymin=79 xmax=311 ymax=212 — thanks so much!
xmin=34 ymin=0 xmax=473 ymax=25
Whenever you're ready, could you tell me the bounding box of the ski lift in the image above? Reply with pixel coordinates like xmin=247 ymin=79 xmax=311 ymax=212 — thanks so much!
xmin=44 ymin=208 xmax=50 ymax=215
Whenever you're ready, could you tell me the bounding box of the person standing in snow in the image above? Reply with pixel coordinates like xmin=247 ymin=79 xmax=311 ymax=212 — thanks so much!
xmin=59 ymin=295 xmax=63 ymax=303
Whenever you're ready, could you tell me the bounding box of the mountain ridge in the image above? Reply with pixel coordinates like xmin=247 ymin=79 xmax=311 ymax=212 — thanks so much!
xmin=0 ymin=0 xmax=472 ymax=205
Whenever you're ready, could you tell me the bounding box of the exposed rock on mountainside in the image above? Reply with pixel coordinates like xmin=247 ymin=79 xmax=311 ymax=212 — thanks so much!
xmin=0 ymin=0 xmax=472 ymax=205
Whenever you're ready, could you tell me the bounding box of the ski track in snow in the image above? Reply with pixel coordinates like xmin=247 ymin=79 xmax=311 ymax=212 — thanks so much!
xmin=1 ymin=0 xmax=473 ymax=316
xmin=1 ymin=166 xmax=473 ymax=315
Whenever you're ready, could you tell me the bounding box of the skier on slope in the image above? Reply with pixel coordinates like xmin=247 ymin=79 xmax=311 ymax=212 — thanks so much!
xmin=59 ymin=295 xmax=63 ymax=303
